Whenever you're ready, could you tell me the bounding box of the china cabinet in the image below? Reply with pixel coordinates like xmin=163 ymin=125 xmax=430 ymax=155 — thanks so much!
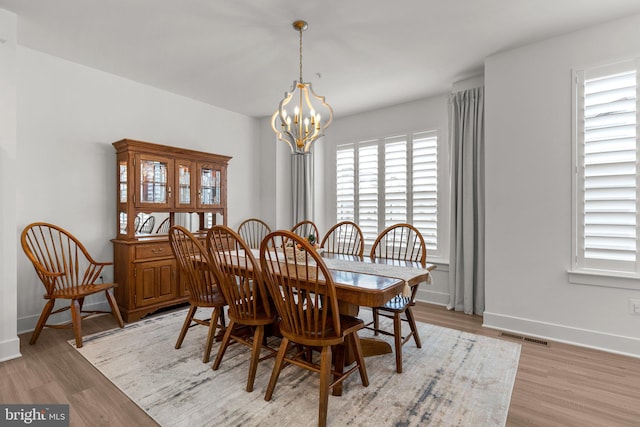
xmin=111 ymin=139 xmax=231 ymax=322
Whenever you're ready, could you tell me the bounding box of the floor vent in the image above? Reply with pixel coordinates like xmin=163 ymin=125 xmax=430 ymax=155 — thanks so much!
xmin=499 ymin=332 xmax=549 ymax=347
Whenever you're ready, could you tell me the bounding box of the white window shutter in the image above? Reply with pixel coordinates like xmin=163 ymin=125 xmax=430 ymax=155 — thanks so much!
xmin=358 ymin=143 xmax=379 ymax=246
xmin=577 ymin=61 xmax=638 ymax=272
xmin=412 ymin=131 xmax=438 ymax=252
xmin=384 ymin=137 xmax=408 ymax=227
xmin=336 ymin=145 xmax=355 ymax=222
xmin=335 ymin=131 xmax=440 ymax=258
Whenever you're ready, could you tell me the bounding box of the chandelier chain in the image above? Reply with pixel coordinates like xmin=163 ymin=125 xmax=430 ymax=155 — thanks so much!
xmin=299 ymin=27 xmax=303 ymax=82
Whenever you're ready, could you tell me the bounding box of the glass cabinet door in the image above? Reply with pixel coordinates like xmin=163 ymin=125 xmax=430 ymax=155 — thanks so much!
xmin=175 ymin=159 xmax=195 ymax=209
xmin=136 ymin=154 xmax=173 ymax=209
xmin=197 ymin=162 xmax=222 ymax=208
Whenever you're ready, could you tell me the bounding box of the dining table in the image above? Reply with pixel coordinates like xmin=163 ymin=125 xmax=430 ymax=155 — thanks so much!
xmin=318 ymin=252 xmax=436 ymax=395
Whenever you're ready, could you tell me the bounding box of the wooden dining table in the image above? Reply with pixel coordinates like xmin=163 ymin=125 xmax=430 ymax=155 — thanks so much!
xmin=234 ymin=248 xmax=436 ymax=395
xmin=318 ymin=253 xmax=435 ymax=395
xmin=321 ymin=252 xmax=435 ymax=308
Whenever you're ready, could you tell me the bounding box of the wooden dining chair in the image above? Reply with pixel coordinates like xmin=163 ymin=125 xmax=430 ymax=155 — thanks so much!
xmin=20 ymin=222 xmax=124 ymax=348
xmin=237 ymin=218 xmax=271 ymax=250
xmin=260 ymin=230 xmax=369 ymax=427
xmin=320 ymin=221 xmax=364 ymax=257
xmin=138 ymin=215 xmax=155 ymax=234
xmin=368 ymin=223 xmax=426 ymax=373
xmin=290 ymin=220 xmax=320 ymax=243
xmin=169 ymin=226 xmax=226 ymax=363
xmin=206 ymin=225 xmax=277 ymax=392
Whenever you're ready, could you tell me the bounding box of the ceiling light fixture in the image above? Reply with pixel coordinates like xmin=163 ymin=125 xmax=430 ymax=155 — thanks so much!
xmin=271 ymin=20 xmax=333 ymax=154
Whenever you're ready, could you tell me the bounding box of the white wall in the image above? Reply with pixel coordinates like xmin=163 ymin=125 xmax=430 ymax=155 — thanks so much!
xmin=320 ymin=95 xmax=451 ymax=305
xmin=15 ymin=47 xmax=261 ymax=333
xmin=484 ymin=14 xmax=640 ymax=357
xmin=0 ymin=10 xmax=20 ymax=362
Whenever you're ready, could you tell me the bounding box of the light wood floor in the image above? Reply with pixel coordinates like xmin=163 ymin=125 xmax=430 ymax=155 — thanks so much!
xmin=1 ymin=302 xmax=639 ymax=426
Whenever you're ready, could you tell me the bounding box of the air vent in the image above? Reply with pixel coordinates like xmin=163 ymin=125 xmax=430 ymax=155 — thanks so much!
xmin=499 ymin=332 xmax=549 ymax=347
xmin=523 ymin=336 xmax=549 ymax=346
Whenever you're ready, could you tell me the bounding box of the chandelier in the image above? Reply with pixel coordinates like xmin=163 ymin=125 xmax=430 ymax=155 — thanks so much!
xmin=271 ymin=20 xmax=333 ymax=154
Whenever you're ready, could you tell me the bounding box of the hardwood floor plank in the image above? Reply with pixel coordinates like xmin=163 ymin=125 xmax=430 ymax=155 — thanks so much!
xmin=1 ymin=304 xmax=638 ymax=426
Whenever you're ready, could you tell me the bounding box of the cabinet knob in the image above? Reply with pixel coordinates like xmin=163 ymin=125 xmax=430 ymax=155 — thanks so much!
xmin=151 ymin=248 xmax=164 ymax=254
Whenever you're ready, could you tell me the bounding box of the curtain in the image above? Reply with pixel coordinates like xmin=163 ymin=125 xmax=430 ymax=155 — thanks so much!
xmin=448 ymin=87 xmax=485 ymax=315
xmin=291 ymin=152 xmax=313 ymax=225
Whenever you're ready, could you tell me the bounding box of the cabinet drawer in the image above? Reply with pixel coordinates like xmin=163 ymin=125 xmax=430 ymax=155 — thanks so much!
xmin=135 ymin=243 xmax=172 ymax=260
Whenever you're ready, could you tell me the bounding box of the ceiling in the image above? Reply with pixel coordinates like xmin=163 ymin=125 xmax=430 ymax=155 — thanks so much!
xmin=2 ymin=0 xmax=640 ymax=119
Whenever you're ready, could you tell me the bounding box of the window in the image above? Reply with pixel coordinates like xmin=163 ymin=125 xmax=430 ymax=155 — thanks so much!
xmin=572 ymin=58 xmax=639 ymax=286
xmin=336 ymin=130 xmax=441 ymax=258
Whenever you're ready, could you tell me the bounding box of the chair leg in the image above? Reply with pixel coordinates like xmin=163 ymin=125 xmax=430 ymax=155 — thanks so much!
xmin=246 ymin=325 xmax=265 ymax=392
xmin=405 ymin=306 xmax=421 ymax=348
xmin=318 ymin=345 xmax=332 ymax=427
xmin=212 ymin=319 xmax=235 ymax=371
xmin=105 ymin=290 xmax=124 ymax=328
xmin=203 ymin=307 xmax=222 ymax=363
xmin=71 ymin=299 xmax=83 ymax=348
xmin=349 ymin=333 xmax=369 ymax=387
xmin=372 ymin=307 xmax=380 ymax=336
xmin=175 ymin=305 xmax=197 ymax=350
xmin=332 ymin=343 xmax=345 ymax=397
xmin=265 ymin=337 xmax=289 ymax=401
xmin=393 ymin=312 xmax=403 ymax=373
xmin=30 ymin=299 xmax=55 ymax=345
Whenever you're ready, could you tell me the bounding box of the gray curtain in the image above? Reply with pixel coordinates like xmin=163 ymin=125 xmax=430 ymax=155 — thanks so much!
xmin=291 ymin=152 xmax=313 ymax=225
xmin=448 ymin=87 xmax=485 ymax=315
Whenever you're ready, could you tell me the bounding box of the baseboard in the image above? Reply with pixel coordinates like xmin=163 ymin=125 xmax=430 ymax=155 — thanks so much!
xmin=0 ymin=336 xmax=21 ymax=362
xmin=483 ymin=311 xmax=640 ymax=359
xmin=416 ymin=289 xmax=449 ymax=306
xmin=17 ymin=300 xmax=111 ymax=335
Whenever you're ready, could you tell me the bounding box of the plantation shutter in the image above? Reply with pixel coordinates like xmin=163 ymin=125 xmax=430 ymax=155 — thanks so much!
xmin=412 ymin=131 xmax=438 ymax=252
xmin=358 ymin=142 xmax=379 ymax=246
xmin=577 ymin=60 xmax=638 ymax=271
xmin=384 ymin=137 xmax=408 ymax=228
xmin=336 ymin=145 xmax=355 ymax=222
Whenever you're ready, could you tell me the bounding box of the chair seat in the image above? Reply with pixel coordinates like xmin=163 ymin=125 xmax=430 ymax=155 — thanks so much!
xmin=228 ymin=304 xmax=274 ymax=327
xmin=339 ymin=314 xmax=366 ymax=335
xmin=378 ymin=295 xmax=414 ymax=312
xmin=280 ymin=313 xmax=364 ymax=347
xmin=49 ymin=282 xmax=117 ymax=299
xmin=190 ymin=290 xmax=226 ymax=308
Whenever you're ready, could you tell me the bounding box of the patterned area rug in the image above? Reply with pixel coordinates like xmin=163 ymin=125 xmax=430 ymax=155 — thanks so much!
xmin=71 ymin=309 xmax=520 ymax=427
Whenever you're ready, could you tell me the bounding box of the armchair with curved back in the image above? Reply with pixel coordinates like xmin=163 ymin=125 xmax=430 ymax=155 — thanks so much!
xmin=206 ymin=225 xmax=277 ymax=392
xmin=20 ymin=222 xmax=124 ymax=348
xmin=168 ymin=225 xmax=227 ymax=363
xmin=320 ymin=221 xmax=364 ymax=258
xmin=368 ymin=223 xmax=426 ymax=373
xmin=260 ymin=230 xmax=369 ymax=427
xmin=237 ymin=218 xmax=271 ymax=250
xmin=290 ymin=220 xmax=320 ymax=243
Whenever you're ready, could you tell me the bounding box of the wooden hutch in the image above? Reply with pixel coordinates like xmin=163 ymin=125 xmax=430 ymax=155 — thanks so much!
xmin=112 ymin=139 xmax=231 ymax=322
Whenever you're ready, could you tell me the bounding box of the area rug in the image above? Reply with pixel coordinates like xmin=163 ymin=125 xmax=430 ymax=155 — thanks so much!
xmin=71 ymin=309 xmax=521 ymax=427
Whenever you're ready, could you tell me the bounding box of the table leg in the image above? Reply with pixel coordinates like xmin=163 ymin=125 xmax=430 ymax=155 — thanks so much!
xmin=332 ymin=301 xmax=392 ymax=397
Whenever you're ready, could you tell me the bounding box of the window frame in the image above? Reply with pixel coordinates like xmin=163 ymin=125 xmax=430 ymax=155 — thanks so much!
xmin=335 ymin=129 xmax=446 ymax=262
xmin=570 ymin=57 xmax=640 ymax=289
